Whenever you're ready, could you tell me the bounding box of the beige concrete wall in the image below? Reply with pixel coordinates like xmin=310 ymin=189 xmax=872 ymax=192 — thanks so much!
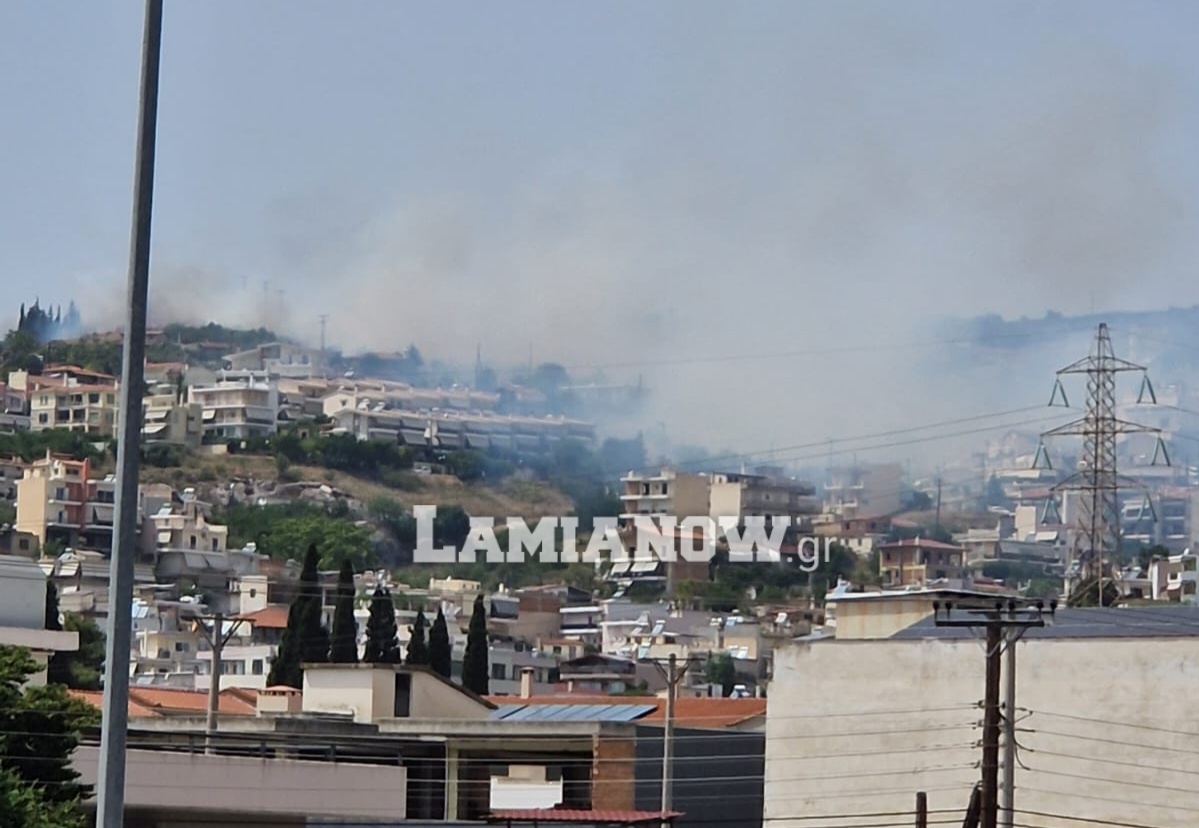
xmin=74 ymin=746 xmax=407 ymax=820
xmin=765 ymin=636 xmax=1199 ymax=828
xmin=303 ymin=666 xmax=386 ymax=723
xmin=827 ymin=597 xmax=936 ymax=640
xmin=411 ymin=673 xmax=491 ymax=720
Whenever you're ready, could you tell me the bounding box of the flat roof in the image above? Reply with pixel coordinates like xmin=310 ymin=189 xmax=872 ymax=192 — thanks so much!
xmin=892 ymin=606 xmax=1199 ymax=640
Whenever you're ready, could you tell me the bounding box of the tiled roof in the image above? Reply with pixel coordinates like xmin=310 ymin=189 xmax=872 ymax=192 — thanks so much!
xmin=237 ymin=604 xmax=290 ymax=629
xmin=71 ymin=687 xmax=256 ymax=716
xmin=489 ymin=810 xmax=683 ymax=825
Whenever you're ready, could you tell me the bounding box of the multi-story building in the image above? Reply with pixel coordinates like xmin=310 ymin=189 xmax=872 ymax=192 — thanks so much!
xmin=823 ymin=463 xmax=903 ymax=520
xmin=877 ymin=537 xmax=968 ymax=588
xmin=709 ymin=471 xmax=820 ymax=530
xmin=24 ymin=366 xmax=120 ymax=436
xmin=223 ymin=342 xmax=321 ymax=378
xmin=140 ymin=383 xmax=203 ymax=447
xmin=619 ymin=468 xmax=711 ymax=527
xmin=15 ymin=452 xmax=116 ymax=552
xmin=189 ymin=370 xmax=280 ymax=441
xmin=130 ymin=598 xmax=207 ymax=686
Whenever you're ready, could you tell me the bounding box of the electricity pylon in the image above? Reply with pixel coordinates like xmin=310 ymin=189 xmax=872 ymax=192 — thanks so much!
xmin=1036 ymin=323 xmax=1169 ymax=607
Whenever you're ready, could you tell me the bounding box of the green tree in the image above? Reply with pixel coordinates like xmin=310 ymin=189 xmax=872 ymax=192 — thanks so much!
xmin=705 ymin=652 xmax=737 ymax=697
xmin=0 ymin=767 xmax=86 ymax=828
xmin=267 ymin=544 xmax=328 ymax=688
xmin=329 ymin=559 xmax=358 ymax=663
xmin=429 ymin=608 xmax=452 ymax=679
xmin=47 ymin=615 xmax=104 ymax=691
xmin=0 ymin=646 xmax=97 ymax=813
xmin=405 ymin=610 xmax=430 ymax=666
xmin=462 ymin=595 xmax=489 ymax=695
xmin=364 ymin=587 xmax=401 ymax=664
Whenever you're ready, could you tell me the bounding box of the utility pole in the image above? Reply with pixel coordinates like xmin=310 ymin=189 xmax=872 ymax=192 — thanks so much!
xmin=915 ymin=791 xmax=928 ymax=828
xmin=999 ymin=628 xmax=1024 ymax=828
xmin=933 ymin=599 xmax=1054 ymax=828
xmin=196 ymin=611 xmax=244 ymax=753
xmin=96 ymin=2 xmax=162 ymax=826
xmin=1038 ymin=323 xmax=1168 ymax=606
xmin=651 ymin=654 xmax=699 ymax=828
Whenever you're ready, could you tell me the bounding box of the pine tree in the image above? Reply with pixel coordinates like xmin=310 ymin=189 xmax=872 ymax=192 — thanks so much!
xmin=405 ymin=610 xmax=430 ymax=666
xmin=462 ymin=594 xmax=489 ymax=695
xmin=267 ymin=544 xmax=328 ymax=688
xmin=17 ymin=303 xmax=25 ymax=332
xmin=429 ymin=608 xmax=452 ymax=679
xmin=364 ymin=587 xmax=400 ymax=664
xmin=329 ymin=559 xmax=358 ymax=663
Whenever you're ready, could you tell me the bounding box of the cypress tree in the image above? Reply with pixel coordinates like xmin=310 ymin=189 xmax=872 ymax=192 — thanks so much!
xmin=329 ymin=559 xmax=358 ymax=663
xmin=405 ymin=610 xmax=430 ymax=666
xmin=364 ymin=587 xmax=400 ymax=664
xmin=267 ymin=544 xmax=328 ymax=688
xmin=462 ymin=594 xmax=489 ymax=695
xmin=429 ymin=608 xmax=452 ymax=679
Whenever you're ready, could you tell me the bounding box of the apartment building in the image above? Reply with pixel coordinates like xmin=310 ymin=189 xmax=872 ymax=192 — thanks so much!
xmin=223 ymin=342 xmax=321 ymax=378
xmin=709 ymin=471 xmax=820 ymax=528
xmin=15 ymin=452 xmax=116 ymax=552
xmin=0 ymin=554 xmax=78 ymax=684
xmin=140 ymin=383 xmax=202 ymax=447
xmin=823 ymin=462 xmax=903 ymax=519
xmin=1121 ymin=487 xmax=1199 ymax=552
xmin=22 ymin=366 xmax=120 ymax=436
xmin=619 ymin=468 xmax=711 ymax=526
xmin=189 ymin=370 xmax=280 ymax=440
xmin=130 ymin=598 xmax=206 ymax=686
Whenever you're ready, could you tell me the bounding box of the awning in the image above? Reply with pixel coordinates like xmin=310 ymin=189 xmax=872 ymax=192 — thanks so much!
xmin=630 ymin=560 xmax=660 ymax=574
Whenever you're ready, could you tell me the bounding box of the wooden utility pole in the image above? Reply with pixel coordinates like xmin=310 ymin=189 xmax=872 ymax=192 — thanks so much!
xmin=651 ymin=654 xmax=699 ymax=828
xmin=915 ymin=791 xmax=928 ymax=828
xmin=196 ymin=612 xmax=244 ymax=753
xmin=933 ymin=599 xmax=1053 ymax=828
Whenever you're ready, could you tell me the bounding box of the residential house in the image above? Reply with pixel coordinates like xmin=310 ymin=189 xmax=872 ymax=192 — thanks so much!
xmin=618 ymin=468 xmax=710 ymax=527
xmin=709 ymin=470 xmax=821 ymax=530
xmin=223 ymin=342 xmax=321 ymax=378
xmin=140 ymin=383 xmax=203 ymax=447
xmin=822 ymin=463 xmax=903 ymax=520
xmin=15 ymin=452 xmax=116 ymax=552
xmin=1148 ymin=549 xmax=1199 ymax=604
xmin=189 ymin=370 xmax=280 ymax=441
xmin=877 ymin=537 xmax=967 ymax=587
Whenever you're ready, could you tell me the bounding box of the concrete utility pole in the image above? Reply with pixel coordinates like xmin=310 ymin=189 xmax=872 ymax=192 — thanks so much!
xmin=933 ymin=599 xmax=1053 ymax=828
xmin=651 ymin=654 xmax=699 ymax=828
xmin=95 ymin=2 xmax=162 ymax=825
xmin=915 ymin=791 xmax=928 ymax=828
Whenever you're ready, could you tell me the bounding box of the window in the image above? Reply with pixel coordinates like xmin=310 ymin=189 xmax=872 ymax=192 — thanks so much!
xmin=211 ymin=538 xmax=218 ymax=551
xmin=189 ymin=535 xmax=196 ymax=549
xmin=491 ymin=663 xmax=507 ymax=681
xmin=252 ymin=659 xmax=264 ymax=675
xmin=174 ymin=642 xmax=189 ymax=652
xmin=552 ymin=646 xmax=562 ymax=655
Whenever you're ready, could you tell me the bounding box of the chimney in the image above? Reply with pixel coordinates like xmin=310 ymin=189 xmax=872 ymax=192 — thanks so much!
xmin=520 ymin=667 xmax=535 ymax=699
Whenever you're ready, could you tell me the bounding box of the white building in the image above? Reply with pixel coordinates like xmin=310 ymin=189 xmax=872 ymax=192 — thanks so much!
xmin=765 ymin=607 xmax=1199 ymax=828
xmin=189 ymin=370 xmax=280 ymax=441
xmin=0 ymin=555 xmax=79 ymax=684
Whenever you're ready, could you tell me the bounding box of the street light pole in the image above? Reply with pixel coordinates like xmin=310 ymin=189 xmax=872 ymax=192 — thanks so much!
xmin=95 ymin=2 xmax=163 ymax=826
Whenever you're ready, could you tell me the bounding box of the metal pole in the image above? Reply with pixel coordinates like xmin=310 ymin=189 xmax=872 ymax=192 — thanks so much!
xmin=916 ymin=791 xmax=928 ymax=828
xmin=661 ymin=653 xmax=677 ymax=828
xmin=999 ymin=633 xmax=1017 ymax=828
xmin=980 ymin=624 xmax=1003 ymax=828
xmin=206 ymin=612 xmax=224 ymax=753
xmin=95 ymin=2 xmax=162 ymax=825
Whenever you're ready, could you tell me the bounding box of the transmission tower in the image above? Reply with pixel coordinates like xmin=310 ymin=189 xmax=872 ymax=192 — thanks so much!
xmin=1036 ymin=323 xmax=1169 ymax=607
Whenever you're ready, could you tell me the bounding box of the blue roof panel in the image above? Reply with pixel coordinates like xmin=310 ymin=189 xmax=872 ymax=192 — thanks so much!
xmin=490 ymin=703 xmax=656 ymax=722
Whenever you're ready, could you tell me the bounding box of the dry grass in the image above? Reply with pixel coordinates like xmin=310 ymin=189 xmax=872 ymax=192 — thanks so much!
xmin=142 ymin=453 xmax=574 ymax=519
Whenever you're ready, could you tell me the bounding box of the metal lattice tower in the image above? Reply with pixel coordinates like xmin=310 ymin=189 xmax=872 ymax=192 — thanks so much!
xmin=1037 ymin=323 xmax=1168 ymax=606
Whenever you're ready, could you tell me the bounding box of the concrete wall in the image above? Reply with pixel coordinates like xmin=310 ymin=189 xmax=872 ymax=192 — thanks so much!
xmin=635 ymin=726 xmax=765 ymax=828
xmin=0 ymin=554 xmax=48 ymax=627
xmin=303 ymin=665 xmax=389 ymax=723
xmin=410 ymin=672 xmax=491 ymax=720
xmin=74 ymin=746 xmax=407 ymax=821
xmin=826 ymin=596 xmax=936 ymax=640
xmin=765 ymin=636 xmax=1199 ymax=828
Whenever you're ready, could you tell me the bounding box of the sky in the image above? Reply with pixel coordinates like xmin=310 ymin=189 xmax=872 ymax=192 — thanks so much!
xmin=3 ymin=1 xmax=1199 ymax=462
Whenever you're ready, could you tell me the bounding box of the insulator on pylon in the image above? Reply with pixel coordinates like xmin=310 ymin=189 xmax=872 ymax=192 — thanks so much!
xmin=1048 ymin=379 xmax=1069 ymax=408
xmin=1137 ymin=375 xmax=1157 ymax=405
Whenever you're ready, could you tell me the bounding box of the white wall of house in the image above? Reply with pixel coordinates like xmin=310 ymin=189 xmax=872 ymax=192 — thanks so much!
xmin=765 ymin=636 xmax=1199 ymax=828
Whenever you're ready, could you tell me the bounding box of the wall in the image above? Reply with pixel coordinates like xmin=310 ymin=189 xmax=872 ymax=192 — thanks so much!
xmin=74 ymin=746 xmax=407 ymax=821
xmin=592 ymin=732 xmax=635 ymax=811
xmin=303 ymin=666 xmax=386 ymax=723
xmin=410 ymin=672 xmax=491 ymax=720
xmin=826 ymin=596 xmax=936 ymax=640
xmin=0 ymin=555 xmax=47 ymax=627
xmin=634 ymin=725 xmax=765 ymax=828
xmin=765 ymin=637 xmax=1199 ymax=828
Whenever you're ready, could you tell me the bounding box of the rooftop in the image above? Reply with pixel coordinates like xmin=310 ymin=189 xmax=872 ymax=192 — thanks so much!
xmin=891 ymin=606 xmax=1199 ymax=640
xmin=237 ymin=604 xmax=289 ymax=629
xmin=489 ymin=809 xmax=683 ymax=825
xmin=877 ymin=537 xmax=964 ymax=551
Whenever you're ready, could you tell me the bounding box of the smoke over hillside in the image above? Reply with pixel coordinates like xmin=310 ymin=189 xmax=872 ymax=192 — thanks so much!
xmin=52 ymin=2 xmax=1199 ymax=468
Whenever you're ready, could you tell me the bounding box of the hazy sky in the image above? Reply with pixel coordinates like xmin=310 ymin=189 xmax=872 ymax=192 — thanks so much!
xmin=3 ymin=1 xmax=1198 ymax=458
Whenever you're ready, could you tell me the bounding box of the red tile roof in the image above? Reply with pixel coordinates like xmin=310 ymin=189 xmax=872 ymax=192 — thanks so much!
xmin=71 ymin=687 xmax=256 ymax=717
xmin=237 ymin=604 xmax=290 ymax=629
xmin=489 ymin=810 xmax=682 ymax=825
